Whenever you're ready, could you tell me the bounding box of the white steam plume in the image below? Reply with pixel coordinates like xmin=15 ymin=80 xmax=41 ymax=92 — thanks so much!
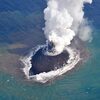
xmin=43 ymin=0 xmax=92 ymax=54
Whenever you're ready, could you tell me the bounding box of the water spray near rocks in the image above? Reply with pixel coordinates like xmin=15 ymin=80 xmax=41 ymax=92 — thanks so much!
xmin=21 ymin=0 xmax=92 ymax=83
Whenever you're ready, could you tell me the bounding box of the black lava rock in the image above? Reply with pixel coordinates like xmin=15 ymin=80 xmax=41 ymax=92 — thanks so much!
xmin=29 ymin=47 xmax=69 ymax=75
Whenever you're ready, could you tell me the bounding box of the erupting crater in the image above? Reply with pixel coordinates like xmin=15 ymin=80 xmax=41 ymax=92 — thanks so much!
xmin=29 ymin=43 xmax=69 ymax=75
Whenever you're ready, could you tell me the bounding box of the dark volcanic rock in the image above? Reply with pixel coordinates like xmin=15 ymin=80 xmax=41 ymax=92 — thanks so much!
xmin=30 ymin=47 xmax=69 ymax=75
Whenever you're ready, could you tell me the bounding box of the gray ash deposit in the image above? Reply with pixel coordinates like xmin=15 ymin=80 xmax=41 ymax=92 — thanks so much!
xmin=21 ymin=42 xmax=80 ymax=83
xmin=20 ymin=0 xmax=92 ymax=83
xmin=29 ymin=46 xmax=69 ymax=75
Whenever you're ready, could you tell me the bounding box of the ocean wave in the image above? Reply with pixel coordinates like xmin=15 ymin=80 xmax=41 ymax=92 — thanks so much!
xmin=20 ymin=45 xmax=80 ymax=83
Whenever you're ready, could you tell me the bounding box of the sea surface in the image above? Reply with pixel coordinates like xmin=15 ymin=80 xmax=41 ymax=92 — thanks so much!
xmin=0 ymin=0 xmax=100 ymax=100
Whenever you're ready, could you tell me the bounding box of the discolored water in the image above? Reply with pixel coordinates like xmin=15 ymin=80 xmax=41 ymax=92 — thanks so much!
xmin=0 ymin=0 xmax=100 ymax=100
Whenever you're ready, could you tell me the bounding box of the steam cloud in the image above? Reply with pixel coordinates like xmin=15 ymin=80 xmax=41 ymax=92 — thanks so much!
xmin=43 ymin=0 xmax=92 ymax=54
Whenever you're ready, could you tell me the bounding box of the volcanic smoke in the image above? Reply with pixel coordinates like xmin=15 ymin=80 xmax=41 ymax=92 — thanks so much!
xmin=43 ymin=0 xmax=92 ymax=55
xmin=21 ymin=0 xmax=93 ymax=83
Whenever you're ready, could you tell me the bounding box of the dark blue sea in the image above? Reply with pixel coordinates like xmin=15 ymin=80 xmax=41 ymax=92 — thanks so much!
xmin=0 ymin=0 xmax=100 ymax=100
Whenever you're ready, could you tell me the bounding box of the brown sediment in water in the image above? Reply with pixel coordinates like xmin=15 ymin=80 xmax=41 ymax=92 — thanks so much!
xmin=71 ymin=36 xmax=90 ymax=60
xmin=0 ymin=37 xmax=90 ymax=83
xmin=0 ymin=44 xmax=28 ymax=79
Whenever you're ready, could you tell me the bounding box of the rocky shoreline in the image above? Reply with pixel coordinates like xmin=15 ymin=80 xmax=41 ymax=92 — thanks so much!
xmin=30 ymin=46 xmax=69 ymax=75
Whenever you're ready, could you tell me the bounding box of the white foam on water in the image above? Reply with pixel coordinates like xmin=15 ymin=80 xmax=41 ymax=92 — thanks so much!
xmin=20 ymin=45 xmax=80 ymax=83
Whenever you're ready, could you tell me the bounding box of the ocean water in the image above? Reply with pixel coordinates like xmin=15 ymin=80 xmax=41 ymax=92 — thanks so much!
xmin=0 ymin=0 xmax=100 ymax=100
